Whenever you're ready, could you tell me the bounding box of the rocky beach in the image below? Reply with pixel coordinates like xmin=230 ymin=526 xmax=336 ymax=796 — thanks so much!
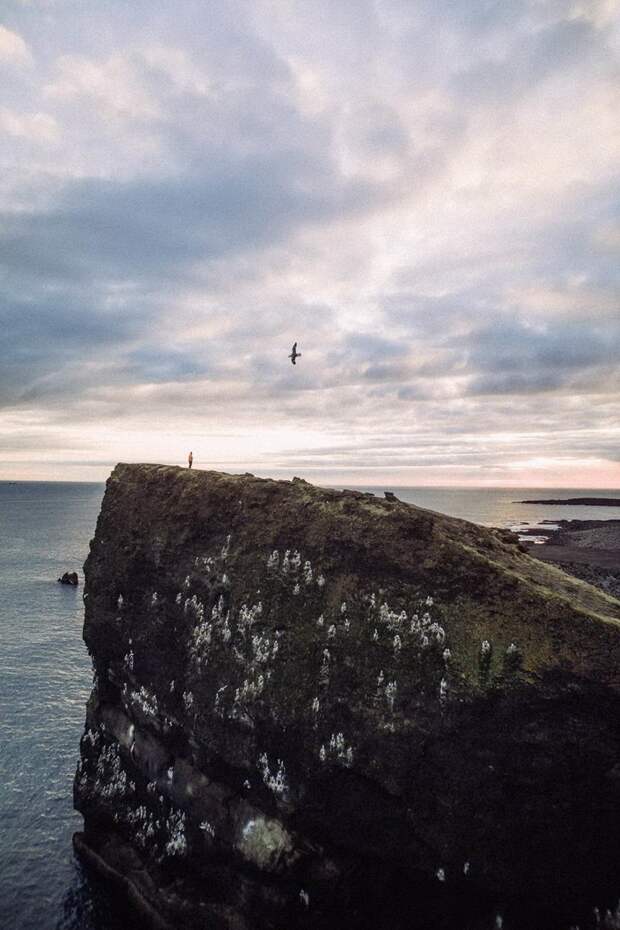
xmin=520 ymin=519 xmax=620 ymax=600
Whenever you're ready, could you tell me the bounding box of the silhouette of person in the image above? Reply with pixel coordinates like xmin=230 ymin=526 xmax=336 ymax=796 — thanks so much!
xmin=188 ymin=451 xmax=193 ymax=469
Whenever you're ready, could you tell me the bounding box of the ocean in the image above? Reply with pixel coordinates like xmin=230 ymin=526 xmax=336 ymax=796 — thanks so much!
xmin=340 ymin=485 xmax=620 ymax=528
xmin=0 ymin=481 xmax=127 ymax=930
xmin=1 ymin=479 xmax=619 ymax=930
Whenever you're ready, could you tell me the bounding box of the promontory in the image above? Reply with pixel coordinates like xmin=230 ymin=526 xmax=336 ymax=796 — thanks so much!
xmin=74 ymin=464 xmax=620 ymax=930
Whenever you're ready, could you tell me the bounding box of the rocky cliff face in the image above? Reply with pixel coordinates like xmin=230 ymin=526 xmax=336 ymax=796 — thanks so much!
xmin=74 ymin=464 xmax=620 ymax=930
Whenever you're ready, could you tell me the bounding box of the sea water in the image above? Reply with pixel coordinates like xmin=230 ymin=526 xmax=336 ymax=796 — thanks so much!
xmin=0 ymin=482 xmax=131 ymax=930
xmin=342 ymin=485 xmax=620 ymax=528
xmin=1 ymin=480 xmax=618 ymax=929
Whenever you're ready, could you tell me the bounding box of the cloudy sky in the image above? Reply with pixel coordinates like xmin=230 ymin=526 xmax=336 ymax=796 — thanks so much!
xmin=1 ymin=0 xmax=619 ymax=486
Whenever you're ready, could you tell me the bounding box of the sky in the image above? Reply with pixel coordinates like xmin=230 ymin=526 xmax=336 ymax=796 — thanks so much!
xmin=1 ymin=0 xmax=619 ymax=486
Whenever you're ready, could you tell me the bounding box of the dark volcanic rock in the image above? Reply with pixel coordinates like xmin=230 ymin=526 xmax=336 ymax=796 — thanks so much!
xmin=517 ymin=498 xmax=620 ymax=506
xmin=522 ymin=520 xmax=620 ymax=600
xmin=74 ymin=464 xmax=620 ymax=930
xmin=546 ymin=519 xmax=620 ymax=550
xmin=58 ymin=571 xmax=79 ymax=585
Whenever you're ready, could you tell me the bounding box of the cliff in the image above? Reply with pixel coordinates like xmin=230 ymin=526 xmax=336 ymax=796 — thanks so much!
xmin=74 ymin=464 xmax=620 ymax=930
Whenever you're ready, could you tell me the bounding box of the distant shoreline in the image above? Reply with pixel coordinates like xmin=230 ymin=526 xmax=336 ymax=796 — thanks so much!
xmin=517 ymin=497 xmax=620 ymax=506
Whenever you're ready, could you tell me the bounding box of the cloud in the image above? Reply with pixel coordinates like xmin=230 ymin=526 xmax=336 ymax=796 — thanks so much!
xmin=451 ymin=17 xmax=603 ymax=105
xmin=0 ymin=25 xmax=32 ymax=66
xmin=465 ymin=319 xmax=620 ymax=382
xmin=45 ymin=52 xmax=162 ymax=120
xmin=0 ymin=0 xmax=618 ymax=484
xmin=0 ymin=106 xmax=58 ymax=142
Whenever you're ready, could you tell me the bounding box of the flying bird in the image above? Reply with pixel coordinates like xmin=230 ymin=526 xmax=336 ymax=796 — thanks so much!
xmin=289 ymin=342 xmax=301 ymax=365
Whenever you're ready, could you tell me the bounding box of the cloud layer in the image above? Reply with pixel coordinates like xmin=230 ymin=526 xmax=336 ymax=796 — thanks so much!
xmin=0 ymin=0 xmax=619 ymax=485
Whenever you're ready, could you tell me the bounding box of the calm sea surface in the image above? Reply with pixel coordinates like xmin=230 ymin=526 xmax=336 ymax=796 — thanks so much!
xmin=0 ymin=481 xmax=128 ymax=930
xmin=341 ymin=485 xmax=620 ymax=528
xmin=1 ymin=480 xmax=619 ymax=930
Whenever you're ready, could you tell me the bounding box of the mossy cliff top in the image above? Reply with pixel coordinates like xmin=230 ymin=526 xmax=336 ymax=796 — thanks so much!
xmin=76 ymin=464 xmax=620 ymax=930
xmin=86 ymin=463 xmax=620 ymax=692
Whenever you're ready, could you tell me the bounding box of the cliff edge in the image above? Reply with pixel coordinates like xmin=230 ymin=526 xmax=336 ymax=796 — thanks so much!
xmin=74 ymin=464 xmax=620 ymax=930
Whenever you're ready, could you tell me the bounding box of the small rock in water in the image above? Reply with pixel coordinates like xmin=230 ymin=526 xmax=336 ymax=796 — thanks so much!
xmin=58 ymin=571 xmax=79 ymax=586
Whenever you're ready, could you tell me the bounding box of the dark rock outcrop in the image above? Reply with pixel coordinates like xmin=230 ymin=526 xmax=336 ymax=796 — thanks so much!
xmin=58 ymin=571 xmax=79 ymax=586
xmin=517 ymin=498 xmax=620 ymax=506
xmin=74 ymin=464 xmax=620 ymax=930
xmin=522 ymin=520 xmax=620 ymax=600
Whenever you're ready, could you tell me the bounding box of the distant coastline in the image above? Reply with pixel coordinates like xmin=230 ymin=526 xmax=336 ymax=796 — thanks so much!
xmin=516 ymin=497 xmax=620 ymax=506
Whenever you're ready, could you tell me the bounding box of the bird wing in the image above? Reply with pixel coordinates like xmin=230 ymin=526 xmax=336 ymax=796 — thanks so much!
xmin=291 ymin=342 xmax=297 ymax=353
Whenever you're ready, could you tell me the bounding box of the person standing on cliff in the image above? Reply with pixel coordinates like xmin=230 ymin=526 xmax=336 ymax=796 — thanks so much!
xmin=188 ymin=451 xmax=193 ymax=469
